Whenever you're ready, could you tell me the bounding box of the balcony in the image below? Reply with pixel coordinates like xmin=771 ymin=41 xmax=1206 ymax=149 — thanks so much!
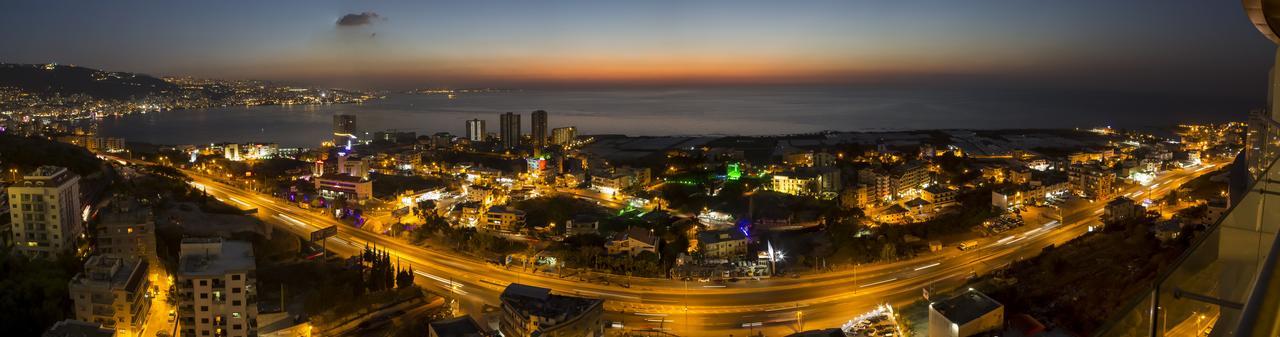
xmin=1097 ymin=114 xmax=1280 ymax=336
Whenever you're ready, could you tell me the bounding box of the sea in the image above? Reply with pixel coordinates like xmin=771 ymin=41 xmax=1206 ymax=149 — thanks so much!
xmin=98 ymin=86 xmax=1252 ymax=147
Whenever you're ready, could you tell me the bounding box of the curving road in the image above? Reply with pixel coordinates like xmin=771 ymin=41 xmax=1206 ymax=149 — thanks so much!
xmin=110 ymin=155 xmax=1222 ymax=336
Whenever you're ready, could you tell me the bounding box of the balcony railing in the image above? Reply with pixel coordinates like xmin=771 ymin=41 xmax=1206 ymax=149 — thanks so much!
xmin=1097 ymin=113 xmax=1280 ymax=336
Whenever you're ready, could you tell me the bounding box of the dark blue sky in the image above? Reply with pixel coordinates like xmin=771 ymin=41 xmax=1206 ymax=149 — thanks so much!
xmin=0 ymin=0 xmax=1273 ymax=101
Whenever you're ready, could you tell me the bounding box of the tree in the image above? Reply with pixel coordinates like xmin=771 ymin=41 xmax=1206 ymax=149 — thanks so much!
xmin=879 ymin=242 xmax=898 ymax=261
xmin=397 ymin=266 xmax=414 ymax=289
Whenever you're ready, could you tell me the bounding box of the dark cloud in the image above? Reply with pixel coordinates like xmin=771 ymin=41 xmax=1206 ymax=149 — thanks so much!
xmin=336 ymin=12 xmax=381 ymax=27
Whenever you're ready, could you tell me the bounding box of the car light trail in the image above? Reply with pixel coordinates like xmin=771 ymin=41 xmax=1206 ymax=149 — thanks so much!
xmin=273 ymin=214 xmax=312 ymax=229
xmin=228 ymin=197 xmax=251 ymax=207
xmin=860 ymin=278 xmax=898 ymax=288
xmin=414 ymin=270 xmax=468 ymax=296
xmin=914 ymin=262 xmax=941 ymax=271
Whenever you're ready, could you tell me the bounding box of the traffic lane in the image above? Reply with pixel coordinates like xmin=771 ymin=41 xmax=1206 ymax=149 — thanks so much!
xmin=190 ymin=160 xmax=1212 ymax=297
xmin=189 ymin=170 xmax=1167 ymax=310
xmin=180 ymin=164 xmax=1218 ymax=335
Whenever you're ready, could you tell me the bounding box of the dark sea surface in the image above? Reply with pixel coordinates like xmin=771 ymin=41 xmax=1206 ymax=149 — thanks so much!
xmin=98 ymin=86 xmax=1252 ymax=147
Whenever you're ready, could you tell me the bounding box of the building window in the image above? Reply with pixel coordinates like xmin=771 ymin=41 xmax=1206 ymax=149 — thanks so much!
xmin=233 ymin=324 xmax=241 ymax=330
xmin=232 ymin=287 xmax=241 ymax=293
xmin=200 ymin=280 xmax=208 ymax=286
xmin=200 ymin=306 xmax=208 ymax=312
xmin=200 ymin=293 xmax=208 ymax=299
xmin=232 ymin=300 xmax=240 ymax=306
xmin=231 ymin=274 xmax=241 ymax=280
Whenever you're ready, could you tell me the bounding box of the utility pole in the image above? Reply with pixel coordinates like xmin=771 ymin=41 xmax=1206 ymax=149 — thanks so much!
xmin=683 ymin=279 xmax=689 ymax=334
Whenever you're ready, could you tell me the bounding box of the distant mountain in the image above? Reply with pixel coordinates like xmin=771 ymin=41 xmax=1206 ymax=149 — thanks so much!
xmin=0 ymin=63 xmax=179 ymax=100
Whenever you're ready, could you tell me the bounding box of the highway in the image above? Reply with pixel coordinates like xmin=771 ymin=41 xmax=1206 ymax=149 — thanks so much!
xmin=112 ymin=155 xmax=1223 ymax=336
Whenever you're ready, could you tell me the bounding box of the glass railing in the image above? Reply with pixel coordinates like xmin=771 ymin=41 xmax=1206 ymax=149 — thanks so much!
xmin=1096 ymin=113 xmax=1280 ymax=337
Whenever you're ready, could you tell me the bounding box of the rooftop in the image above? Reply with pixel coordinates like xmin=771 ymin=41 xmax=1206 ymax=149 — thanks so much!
xmin=486 ymin=205 xmax=525 ymax=215
xmin=499 ymin=283 xmax=602 ymax=329
xmin=316 ymin=173 xmax=367 ymax=183
xmin=612 ymin=226 xmax=657 ymax=246
xmin=178 ymin=238 xmax=255 ymax=277
xmin=697 ymin=228 xmax=748 ymax=244
xmin=923 ymin=185 xmax=955 ymax=194
xmin=930 ymin=289 xmax=1003 ymax=325
xmin=99 ymin=197 xmax=150 ymax=226
xmin=1108 ymin=197 xmax=1136 ymax=207
xmin=428 ymin=315 xmax=487 ymax=337
xmin=904 ymin=197 xmax=931 ymax=207
xmin=72 ymin=255 xmax=147 ymax=294
xmin=42 ymin=319 xmax=114 ymax=337
xmin=19 ymin=165 xmax=77 ymax=187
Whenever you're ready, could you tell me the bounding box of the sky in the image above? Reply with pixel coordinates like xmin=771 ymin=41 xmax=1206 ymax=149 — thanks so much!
xmin=0 ymin=0 xmax=1274 ymax=98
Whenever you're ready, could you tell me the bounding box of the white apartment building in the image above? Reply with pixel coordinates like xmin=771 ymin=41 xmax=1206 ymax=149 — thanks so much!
xmin=8 ymin=166 xmax=82 ymax=259
xmin=177 ymin=238 xmax=257 ymax=337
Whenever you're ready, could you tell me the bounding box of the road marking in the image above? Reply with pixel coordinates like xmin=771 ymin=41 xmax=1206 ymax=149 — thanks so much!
xmin=860 ymin=278 xmax=898 ymax=288
xmin=702 ymin=285 xmax=726 ymax=288
xmin=575 ymin=289 xmax=640 ymax=301
xmin=635 ymin=312 xmax=668 ymax=317
xmin=914 ymin=262 xmax=941 ymax=271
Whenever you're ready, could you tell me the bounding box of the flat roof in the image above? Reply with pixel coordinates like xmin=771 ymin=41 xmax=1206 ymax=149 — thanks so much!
xmin=428 ymin=315 xmax=486 ymax=337
xmin=179 ymin=238 xmax=255 ymax=277
xmin=72 ymin=255 xmax=147 ymax=293
xmin=697 ymin=229 xmax=747 ymax=244
xmin=43 ymin=319 xmax=114 ymax=337
xmin=500 ymin=283 xmax=602 ymax=326
xmin=931 ymin=289 xmax=1003 ymax=325
xmin=18 ymin=165 xmax=77 ymax=187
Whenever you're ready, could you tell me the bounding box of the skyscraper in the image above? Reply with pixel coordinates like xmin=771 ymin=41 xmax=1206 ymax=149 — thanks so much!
xmin=500 ymin=112 xmax=521 ymax=150
xmin=466 ymin=119 xmax=486 ymax=142
xmin=531 ymin=110 xmax=548 ymax=148
xmin=332 ymin=114 xmax=357 ymax=147
xmin=551 ymin=126 xmax=577 ymax=146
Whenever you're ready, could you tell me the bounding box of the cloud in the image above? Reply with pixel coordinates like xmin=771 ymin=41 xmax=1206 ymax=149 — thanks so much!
xmin=336 ymin=12 xmax=381 ymax=27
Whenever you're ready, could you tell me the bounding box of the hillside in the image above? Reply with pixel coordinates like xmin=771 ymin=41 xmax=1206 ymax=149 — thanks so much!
xmin=0 ymin=63 xmax=178 ymax=100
